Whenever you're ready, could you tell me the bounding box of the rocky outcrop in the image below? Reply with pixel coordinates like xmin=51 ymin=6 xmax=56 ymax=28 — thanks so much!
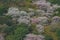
xmin=0 ymin=33 xmax=5 ymax=40
xmin=36 ymin=24 xmax=44 ymax=33
xmin=24 ymin=33 xmax=45 ymax=40
xmin=38 ymin=17 xmax=49 ymax=25
xmin=17 ymin=17 xmax=30 ymax=24
xmin=33 ymin=0 xmax=57 ymax=14
xmin=6 ymin=7 xmax=20 ymax=17
xmin=31 ymin=17 xmax=48 ymax=25
xmin=51 ymin=16 xmax=60 ymax=24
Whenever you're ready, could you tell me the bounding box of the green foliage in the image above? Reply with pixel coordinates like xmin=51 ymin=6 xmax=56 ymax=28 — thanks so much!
xmin=0 ymin=16 xmax=9 ymax=24
xmin=48 ymin=0 xmax=60 ymax=5
xmin=55 ymin=28 xmax=60 ymax=40
xmin=0 ymin=24 xmax=16 ymax=35
xmin=0 ymin=0 xmax=32 ymax=4
xmin=0 ymin=24 xmax=8 ymax=32
xmin=56 ymin=28 xmax=60 ymax=37
xmin=53 ymin=8 xmax=60 ymax=16
xmin=4 ymin=26 xmax=16 ymax=34
xmin=0 ymin=4 xmax=8 ymax=16
xmin=0 ymin=16 xmax=13 ymax=26
xmin=30 ymin=24 xmax=40 ymax=35
xmin=55 ymin=8 xmax=60 ymax=16
xmin=45 ymin=34 xmax=53 ymax=40
xmin=5 ymin=23 xmax=30 ymax=40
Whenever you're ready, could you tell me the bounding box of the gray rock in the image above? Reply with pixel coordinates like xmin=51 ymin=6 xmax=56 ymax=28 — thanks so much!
xmin=28 ymin=12 xmax=35 ymax=17
xmin=6 ymin=7 xmax=20 ymax=17
xmin=33 ymin=0 xmax=57 ymax=13
xmin=47 ymin=6 xmax=55 ymax=13
xmin=51 ymin=16 xmax=60 ymax=24
xmin=41 ymin=13 xmax=53 ymax=18
xmin=31 ymin=17 xmax=49 ymax=25
xmin=20 ymin=11 xmax=28 ymax=16
xmin=36 ymin=9 xmax=45 ymax=16
xmin=17 ymin=17 xmax=30 ymax=24
xmin=36 ymin=24 xmax=44 ymax=33
xmin=38 ymin=17 xmax=49 ymax=25
xmin=0 ymin=33 xmax=5 ymax=40
xmin=24 ymin=33 xmax=45 ymax=40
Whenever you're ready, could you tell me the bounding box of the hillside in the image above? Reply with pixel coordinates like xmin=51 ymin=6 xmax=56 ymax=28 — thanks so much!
xmin=0 ymin=0 xmax=60 ymax=40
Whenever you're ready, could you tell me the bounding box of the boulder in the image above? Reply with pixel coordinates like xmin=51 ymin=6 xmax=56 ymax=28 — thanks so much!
xmin=31 ymin=17 xmax=39 ymax=24
xmin=20 ymin=11 xmax=28 ymax=16
xmin=31 ymin=17 xmax=49 ymax=25
xmin=35 ymin=9 xmax=45 ymax=16
xmin=51 ymin=16 xmax=60 ymax=24
xmin=33 ymin=0 xmax=56 ymax=13
xmin=47 ymin=6 xmax=55 ymax=13
xmin=6 ymin=7 xmax=20 ymax=17
xmin=28 ymin=12 xmax=35 ymax=17
xmin=24 ymin=34 xmax=37 ymax=40
xmin=17 ymin=17 xmax=30 ymax=24
xmin=41 ymin=13 xmax=53 ymax=18
xmin=24 ymin=33 xmax=45 ymax=40
xmin=36 ymin=24 xmax=44 ymax=33
xmin=38 ymin=17 xmax=49 ymax=25
xmin=20 ymin=16 xmax=30 ymax=20
xmin=0 ymin=33 xmax=5 ymax=40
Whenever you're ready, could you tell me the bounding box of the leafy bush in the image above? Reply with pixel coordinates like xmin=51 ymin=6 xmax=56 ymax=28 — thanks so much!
xmin=4 ymin=26 xmax=16 ymax=34
xmin=0 ymin=16 xmax=13 ymax=26
xmin=48 ymin=0 xmax=60 ymax=5
xmin=45 ymin=34 xmax=53 ymax=40
xmin=0 ymin=24 xmax=16 ymax=35
xmin=5 ymin=23 xmax=30 ymax=40
xmin=56 ymin=28 xmax=60 ymax=37
xmin=0 ymin=4 xmax=8 ymax=16
xmin=55 ymin=28 xmax=60 ymax=40
xmin=54 ymin=8 xmax=60 ymax=16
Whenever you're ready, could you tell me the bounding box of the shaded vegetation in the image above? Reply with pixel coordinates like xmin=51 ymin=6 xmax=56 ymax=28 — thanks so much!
xmin=47 ymin=0 xmax=60 ymax=5
xmin=5 ymin=23 xmax=30 ymax=40
xmin=0 ymin=16 xmax=13 ymax=26
xmin=0 ymin=4 xmax=8 ymax=16
xmin=45 ymin=34 xmax=53 ymax=40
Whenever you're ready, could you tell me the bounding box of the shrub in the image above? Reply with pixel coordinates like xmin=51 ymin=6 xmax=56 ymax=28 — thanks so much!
xmin=5 ymin=23 xmax=30 ymax=40
xmin=0 ymin=4 xmax=8 ymax=16
xmin=45 ymin=34 xmax=53 ymax=40
xmin=47 ymin=0 xmax=60 ymax=5
xmin=56 ymin=28 xmax=60 ymax=37
xmin=0 ymin=16 xmax=13 ymax=26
